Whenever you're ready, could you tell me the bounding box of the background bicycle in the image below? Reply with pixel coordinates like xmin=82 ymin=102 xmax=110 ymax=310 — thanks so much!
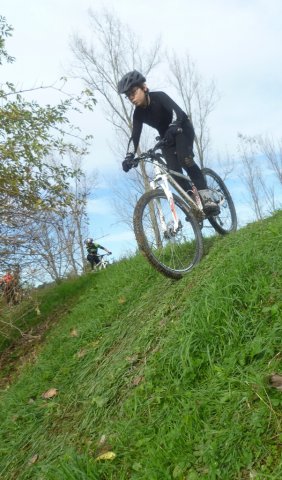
xmin=132 ymin=139 xmax=237 ymax=279
xmin=92 ymin=253 xmax=111 ymax=272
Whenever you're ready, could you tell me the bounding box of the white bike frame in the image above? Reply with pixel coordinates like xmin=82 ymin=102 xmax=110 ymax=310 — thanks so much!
xmin=149 ymin=158 xmax=204 ymax=236
xmin=94 ymin=254 xmax=110 ymax=271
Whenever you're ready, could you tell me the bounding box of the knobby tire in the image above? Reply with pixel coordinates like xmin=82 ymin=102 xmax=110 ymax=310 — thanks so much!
xmin=133 ymin=189 xmax=203 ymax=279
xmin=202 ymin=168 xmax=237 ymax=235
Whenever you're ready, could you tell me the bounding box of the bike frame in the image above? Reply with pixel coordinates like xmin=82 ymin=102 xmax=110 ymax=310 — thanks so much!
xmin=135 ymin=139 xmax=231 ymax=240
xmin=148 ymin=153 xmax=205 ymax=236
xmin=94 ymin=254 xmax=110 ymax=271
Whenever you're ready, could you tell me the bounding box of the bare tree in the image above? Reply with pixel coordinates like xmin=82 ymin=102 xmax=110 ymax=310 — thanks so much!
xmin=57 ymin=152 xmax=98 ymax=273
xmin=238 ymin=134 xmax=279 ymax=220
xmin=169 ymin=53 xmax=219 ymax=168
xmin=70 ymin=9 xmax=161 ymax=155
xmin=69 ymin=9 xmax=162 ymax=231
xmin=29 ymin=153 xmax=98 ymax=282
xmin=257 ymin=136 xmax=282 ymax=185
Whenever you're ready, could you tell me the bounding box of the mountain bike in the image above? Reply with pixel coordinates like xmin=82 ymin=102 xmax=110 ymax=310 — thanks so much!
xmin=132 ymin=138 xmax=237 ymax=279
xmin=92 ymin=253 xmax=111 ymax=272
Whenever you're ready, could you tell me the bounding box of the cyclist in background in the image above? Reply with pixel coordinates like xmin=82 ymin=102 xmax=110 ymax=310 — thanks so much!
xmin=0 ymin=269 xmax=14 ymax=286
xmin=0 ymin=268 xmax=16 ymax=305
xmin=117 ymin=70 xmax=219 ymax=215
xmin=85 ymin=238 xmax=112 ymax=270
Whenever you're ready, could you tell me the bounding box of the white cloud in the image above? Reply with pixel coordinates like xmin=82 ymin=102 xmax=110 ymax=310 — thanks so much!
xmin=107 ymin=230 xmax=136 ymax=243
xmin=87 ymin=197 xmax=113 ymax=215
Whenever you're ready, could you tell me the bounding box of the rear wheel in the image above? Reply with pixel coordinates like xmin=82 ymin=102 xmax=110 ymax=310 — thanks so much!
xmin=133 ymin=189 xmax=203 ymax=279
xmin=202 ymin=168 xmax=237 ymax=235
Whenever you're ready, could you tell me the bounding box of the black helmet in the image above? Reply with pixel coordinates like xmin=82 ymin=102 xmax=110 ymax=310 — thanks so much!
xmin=117 ymin=70 xmax=146 ymax=94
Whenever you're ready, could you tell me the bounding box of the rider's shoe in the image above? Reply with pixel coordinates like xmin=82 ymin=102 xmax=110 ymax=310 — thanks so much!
xmin=198 ymin=189 xmax=220 ymax=216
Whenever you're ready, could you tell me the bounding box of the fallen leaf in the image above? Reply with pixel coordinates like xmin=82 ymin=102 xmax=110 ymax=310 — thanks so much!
xmin=70 ymin=328 xmax=79 ymax=337
xmin=125 ymin=354 xmax=139 ymax=364
xmin=29 ymin=454 xmax=39 ymax=465
xmin=99 ymin=434 xmax=107 ymax=445
xmin=95 ymin=451 xmax=116 ymax=461
xmin=93 ymin=396 xmax=107 ymax=408
xmin=42 ymin=388 xmax=58 ymax=399
xmin=132 ymin=375 xmax=144 ymax=386
xmin=118 ymin=296 xmax=126 ymax=304
xmin=269 ymin=373 xmax=282 ymax=391
xmin=76 ymin=349 xmax=87 ymax=358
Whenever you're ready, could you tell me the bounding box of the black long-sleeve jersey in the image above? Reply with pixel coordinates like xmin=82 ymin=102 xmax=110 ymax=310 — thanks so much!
xmin=86 ymin=243 xmax=104 ymax=255
xmin=127 ymin=91 xmax=188 ymax=154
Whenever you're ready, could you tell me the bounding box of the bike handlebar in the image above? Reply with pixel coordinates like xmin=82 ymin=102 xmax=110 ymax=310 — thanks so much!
xmin=131 ymin=128 xmax=183 ymax=168
xmin=131 ymin=138 xmax=166 ymax=167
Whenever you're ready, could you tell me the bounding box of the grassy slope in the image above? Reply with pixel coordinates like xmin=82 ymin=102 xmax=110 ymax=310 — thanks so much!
xmin=0 ymin=274 xmax=94 ymax=353
xmin=0 ymin=212 xmax=281 ymax=480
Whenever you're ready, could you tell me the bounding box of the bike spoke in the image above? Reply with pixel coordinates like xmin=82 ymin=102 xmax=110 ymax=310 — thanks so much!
xmin=134 ymin=190 xmax=203 ymax=278
xmin=202 ymin=168 xmax=237 ymax=235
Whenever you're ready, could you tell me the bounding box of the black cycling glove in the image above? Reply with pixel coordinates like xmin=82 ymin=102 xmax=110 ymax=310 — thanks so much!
xmin=122 ymin=152 xmax=135 ymax=172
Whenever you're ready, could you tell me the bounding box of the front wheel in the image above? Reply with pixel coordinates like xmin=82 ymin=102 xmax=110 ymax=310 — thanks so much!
xmin=202 ymin=168 xmax=237 ymax=235
xmin=133 ymin=189 xmax=203 ymax=279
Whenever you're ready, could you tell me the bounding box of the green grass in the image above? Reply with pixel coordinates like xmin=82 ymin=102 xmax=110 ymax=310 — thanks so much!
xmin=0 ymin=274 xmax=93 ymax=354
xmin=0 ymin=212 xmax=282 ymax=479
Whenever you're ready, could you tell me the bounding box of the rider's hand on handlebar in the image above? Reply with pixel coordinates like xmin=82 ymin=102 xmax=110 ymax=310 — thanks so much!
xmin=122 ymin=152 xmax=135 ymax=172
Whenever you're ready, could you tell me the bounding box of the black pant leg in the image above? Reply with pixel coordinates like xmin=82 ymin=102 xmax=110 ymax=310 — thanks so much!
xmin=162 ymin=145 xmax=192 ymax=191
xmin=175 ymin=120 xmax=207 ymax=190
xmin=87 ymin=254 xmax=95 ymax=269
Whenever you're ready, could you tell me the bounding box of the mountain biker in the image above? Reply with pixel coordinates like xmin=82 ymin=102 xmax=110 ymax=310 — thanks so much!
xmin=117 ymin=70 xmax=219 ymax=214
xmin=85 ymin=238 xmax=112 ymax=270
xmin=0 ymin=269 xmax=16 ymax=304
xmin=0 ymin=269 xmax=14 ymax=286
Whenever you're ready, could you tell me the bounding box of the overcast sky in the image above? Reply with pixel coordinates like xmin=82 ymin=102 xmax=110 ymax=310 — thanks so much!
xmin=2 ymin=0 xmax=282 ymax=258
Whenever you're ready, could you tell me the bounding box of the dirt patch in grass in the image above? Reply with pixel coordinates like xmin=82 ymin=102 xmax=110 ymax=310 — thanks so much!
xmin=0 ymin=305 xmax=72 ymax=390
